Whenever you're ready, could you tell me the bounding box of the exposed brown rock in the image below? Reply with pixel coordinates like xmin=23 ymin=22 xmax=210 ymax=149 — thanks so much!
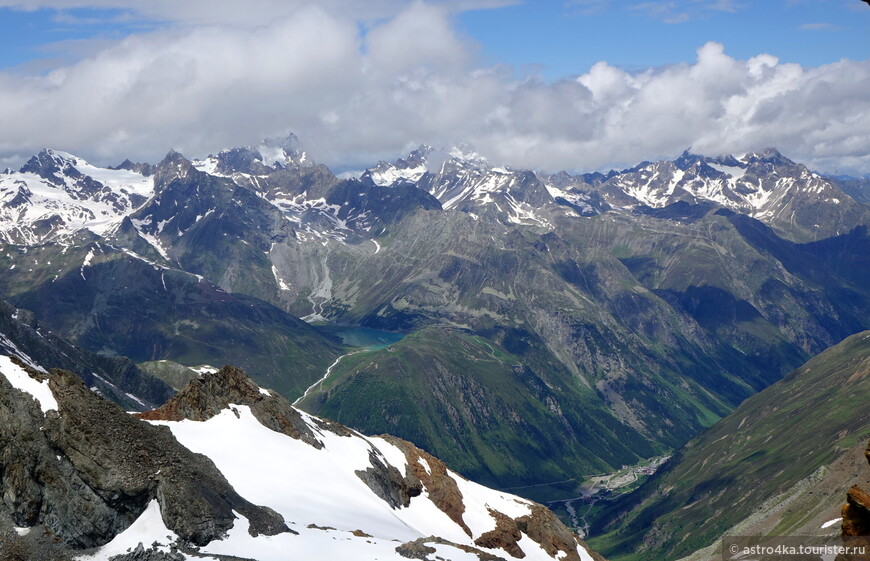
xmin=516 ymin=505 xmax=585 ymax=561
xmin=843 ymin=485 xmax=870 ymax=537
xmin=352 ymin=529 xmax=373 ymax=537
xmin=470 ymin=503 xmax=588 ymax=561
xmin=844 ymin=441 xmax=870 ymax=537
xmin=395 ymin=538 xmax=437 ymax=560
xmin=474 ymin=508 xmax=525 ymax=558
xmin=134 ymin=364 xmax=259 ymax=421
xmin=306 ymin=523 xmax=336 ymax=531
xmin=380 ymin=435 xmax=473 ymax=537
xmin=397 ymin=536 xmax=506 ymax=561
xmin=380 ymin=434 xmax=596 ymax=561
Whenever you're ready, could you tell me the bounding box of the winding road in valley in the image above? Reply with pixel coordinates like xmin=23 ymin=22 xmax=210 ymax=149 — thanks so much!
xmin=293 ymin=350 xmax=360 ymax=406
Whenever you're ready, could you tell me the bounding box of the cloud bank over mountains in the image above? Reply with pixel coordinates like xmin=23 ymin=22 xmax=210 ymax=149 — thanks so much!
xmin=1 ymin=0 xmax=868 ymax=174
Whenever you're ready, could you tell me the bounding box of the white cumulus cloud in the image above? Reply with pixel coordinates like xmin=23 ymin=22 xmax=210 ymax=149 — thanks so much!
xmin=0 ymin=1 xmax=868 ymax=175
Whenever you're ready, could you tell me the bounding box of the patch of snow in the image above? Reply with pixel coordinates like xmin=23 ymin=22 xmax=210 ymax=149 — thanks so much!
xmin=124 ymin=392 xmax=148 ymax=409
xmin=0 ymin=354 xmax=57 ymax=414
xmin=708 ymin=163 xmax=747 ymax=180
xmin=142 ymin=404 xmax=588 ymax=561
xmin=271 ymin=265 xmax=292 ymax=291
xmin=75 ymin=160 xmax=153 ymax=198
xmin=150 ymin=405 xmax=421 ymax=540
xmin=193 ymin=156 xmax=221 ymax=175
xmin=821 ymin=518 xmax=842 ymax=529
xmin=369 ymin=163 xmax=427 ymax=187
xmin=0 ymin=333 xmax=46 ymax=372
xmin=75 ymin=500 xmax=179 ymax=561
xmin=129 ymin=219 xmax=171 ymax=261
xmin=80 ymin=247 xmax=95 ymax=280
xmin=14 ymin=527 xmax=30 ymax=536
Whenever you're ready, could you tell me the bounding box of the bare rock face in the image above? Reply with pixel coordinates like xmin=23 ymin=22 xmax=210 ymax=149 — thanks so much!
xmin=355 ymin=450 xmax=423 ymax=509
xmin=136 ymin=364 xmax=325 ymax=449
xmin=471 ymin=505 xmax=590 ymax=561
xmin=396 ymin=536 xmax=506 ymax=561
xmin=843 ymin=485 xmax=870 ymax=537
xmin=516 ymin=505 xmax=588 ymax=561
xmin=0 ymin=360 xmax=289 ymax=558
xmin=474 ymin=509 xmax=525 ymax=557
xmin=843 ymin=441 xmax=870 ymax=537
xmin=382 ymin=435 xmax=598 ymax=561
xmin=383 ymin=435 xmax=474 ymax=537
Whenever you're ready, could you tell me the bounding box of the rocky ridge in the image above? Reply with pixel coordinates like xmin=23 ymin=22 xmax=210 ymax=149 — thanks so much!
xmin=0 ymin=358 xmax=599 ymax=561
xmin=0 ymin=298 xmax=173 ymax=410
xmin=367 ymin=146 xmax=868 ymax=242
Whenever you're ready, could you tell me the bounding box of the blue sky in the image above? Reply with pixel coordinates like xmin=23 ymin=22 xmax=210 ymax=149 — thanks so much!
xmin=1 ymin=8 xmax=153 ymax=74
xmin=458 ymin=1 xmax=870 ymax=79
xmin=0 ymin=0 xmax=868 ymax=174
xmin=4 ymin=1 xmax=868 ymax=76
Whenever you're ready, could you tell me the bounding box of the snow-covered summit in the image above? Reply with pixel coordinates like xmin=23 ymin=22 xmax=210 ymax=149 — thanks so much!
xmin=363 ymin=145 xmax=434 ymax=187
xmin=0 ymin=149 xmax=154 ymax=244
xmin=193 ymin=134 xmax=314 ymax=177
xmin=363 ymin=146 xmax=562 ymax=227
xmin=592 ymin=148 xmax=855 ymax=237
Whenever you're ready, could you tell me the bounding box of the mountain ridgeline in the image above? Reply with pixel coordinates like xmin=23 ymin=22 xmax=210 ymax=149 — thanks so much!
xmin=0 ymin=139 xmax=868 ymax=499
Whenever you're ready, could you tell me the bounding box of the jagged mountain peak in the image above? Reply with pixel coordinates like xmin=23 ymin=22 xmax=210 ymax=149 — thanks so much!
xmin=446 ymin=144 xmax=491 ymax=167
xmin=23 ymin=147 xmax=79 ymax=167
xmin=589 ymin=147 xmax=866 ymax=240
xmin=158 ymin=148 xmax=190 ymax=167
xmin=194 ymin=133 xmax=315 ymax=177
xmin=258 ymin=132 xmax=312 ymax=167
xmin=153 ymin=149 xmax=195 ymax=187
xmin=19 ymin=148 xmax=86 ymax=183
xmin=364 ymin=144 xmax=498 ymax=188
xmin=111 ymin=158 xmax=156 ymax=177
xmin=671 ymin=147 xmax=796 ymax=174
xmin=741 ymin=146 xmax=791 ymax=164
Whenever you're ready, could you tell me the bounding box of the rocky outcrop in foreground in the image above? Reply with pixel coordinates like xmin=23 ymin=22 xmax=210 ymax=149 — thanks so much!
xmin=0 ymin=359 xmax=601 ymax=561
xmin=843 ymin=442 xmax=870 ymax=537
xmin=0 ymin=358 xmax=287 ymax=556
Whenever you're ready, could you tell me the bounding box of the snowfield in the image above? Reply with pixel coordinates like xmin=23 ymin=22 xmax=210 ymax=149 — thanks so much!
xmin=71 ymin=394 xmax=594 ymax=561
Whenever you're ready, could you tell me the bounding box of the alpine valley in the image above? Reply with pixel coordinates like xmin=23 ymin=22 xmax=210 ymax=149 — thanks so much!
xmin=0 ymin=135 xmax=868 ymax=560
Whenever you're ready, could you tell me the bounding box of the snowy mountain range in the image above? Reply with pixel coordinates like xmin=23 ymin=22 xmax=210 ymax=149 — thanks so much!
xmin=0 ymin=136 xmax=867 ymax=507
xmin=364 ymin=145 xmax=866 ymax=241
xmin=0 ymin=140 xmax=864 ymax=252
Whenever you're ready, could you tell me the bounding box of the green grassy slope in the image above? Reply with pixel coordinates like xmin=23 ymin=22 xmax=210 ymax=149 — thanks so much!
xmin=299 ymin=327 xmax=665 ymax=494
xmin=588 ymin=330 xmax=870 ymax=561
